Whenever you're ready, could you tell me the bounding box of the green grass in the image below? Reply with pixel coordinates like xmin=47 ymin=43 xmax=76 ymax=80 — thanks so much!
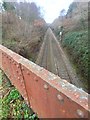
xmin=2 ymin=88 xmax=35 ymax=119
xmin=1 ymin=70 xmax=38 ymax=119
xmin=62 ymin=30 xmax=88 ymax=86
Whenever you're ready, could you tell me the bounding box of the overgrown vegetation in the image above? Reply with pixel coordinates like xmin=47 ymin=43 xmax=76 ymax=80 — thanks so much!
xmin=62 ymin=30 xmax=88 ymax=87
xmin=52 ymin=1 xmax=88 ymax=90
xmin=0 ymin=70 xmax=38 ymax=119
xmin=2 ymin=2 xmax=15 ymax=11
xmin=2 ymin=1 xmax=47 ymax=62
xmin=67 ymin=2 xmax=77 ymax=17
xmin=0 ymin=70 xmax=2 ymax=119
xmin=1 ymin=2 xmax=47 ymax=117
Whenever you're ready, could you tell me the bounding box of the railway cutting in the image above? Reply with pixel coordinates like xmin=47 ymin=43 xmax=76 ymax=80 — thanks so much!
xmin=36 ymin=28 xmax=86 ymax=91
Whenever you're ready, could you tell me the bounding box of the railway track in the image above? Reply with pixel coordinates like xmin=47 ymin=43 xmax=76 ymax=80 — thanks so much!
xmin=36 ymin=28 xmax=87 ymax=91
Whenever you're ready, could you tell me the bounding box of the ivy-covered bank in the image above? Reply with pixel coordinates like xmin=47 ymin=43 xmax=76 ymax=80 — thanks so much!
xmin=62 ymin=30 xmax=88 ymax=88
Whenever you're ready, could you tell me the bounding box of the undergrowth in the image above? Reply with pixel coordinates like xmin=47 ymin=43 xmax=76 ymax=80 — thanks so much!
xmin=62 ymin=30 xmax=88 ymax=88
xmin=0 ymin=70 xmax=38 ymax=119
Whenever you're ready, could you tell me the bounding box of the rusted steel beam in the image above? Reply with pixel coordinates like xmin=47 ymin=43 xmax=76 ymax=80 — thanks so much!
xmin=0 ymin=45 xmax=89 ymax=118
xmin=0 ymin=45 xmax=29 ymax=105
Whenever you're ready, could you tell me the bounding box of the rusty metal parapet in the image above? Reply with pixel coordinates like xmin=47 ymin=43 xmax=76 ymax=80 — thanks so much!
xmin=0 ymin=45 xmax=89 ymax=118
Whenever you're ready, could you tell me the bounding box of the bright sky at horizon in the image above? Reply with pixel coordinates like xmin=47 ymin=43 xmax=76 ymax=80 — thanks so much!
xmin=0 ymin=0 xmax=74 ymax=23
xmin=28 ymin=0 xmax=74 ymax=23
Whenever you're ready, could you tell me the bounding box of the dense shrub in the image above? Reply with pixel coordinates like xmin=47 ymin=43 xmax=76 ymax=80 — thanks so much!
xmin=62 ymin=31 xmax=88 ymax=83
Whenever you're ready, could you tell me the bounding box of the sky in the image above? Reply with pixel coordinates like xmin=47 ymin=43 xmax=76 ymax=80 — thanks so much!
xmin=28 ymin=0 xmax=74 ymax=23
xmin=0 ymin=0 xmax=74 ymax=23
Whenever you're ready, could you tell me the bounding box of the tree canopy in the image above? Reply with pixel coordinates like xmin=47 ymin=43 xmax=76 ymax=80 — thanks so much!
xmin=67 ymin=2 xmax=77 ymax=15
xmin=2 ymin=1 xmax=42 ymax=23
xmin=60 ymin=9 xmax=66 ymax=17
xmin=2 ymin=2 xmax=15 ymax=11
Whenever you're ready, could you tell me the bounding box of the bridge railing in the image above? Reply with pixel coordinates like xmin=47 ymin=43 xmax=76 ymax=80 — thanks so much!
xmin=0 ymin=45 xmax=89 ymax=118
